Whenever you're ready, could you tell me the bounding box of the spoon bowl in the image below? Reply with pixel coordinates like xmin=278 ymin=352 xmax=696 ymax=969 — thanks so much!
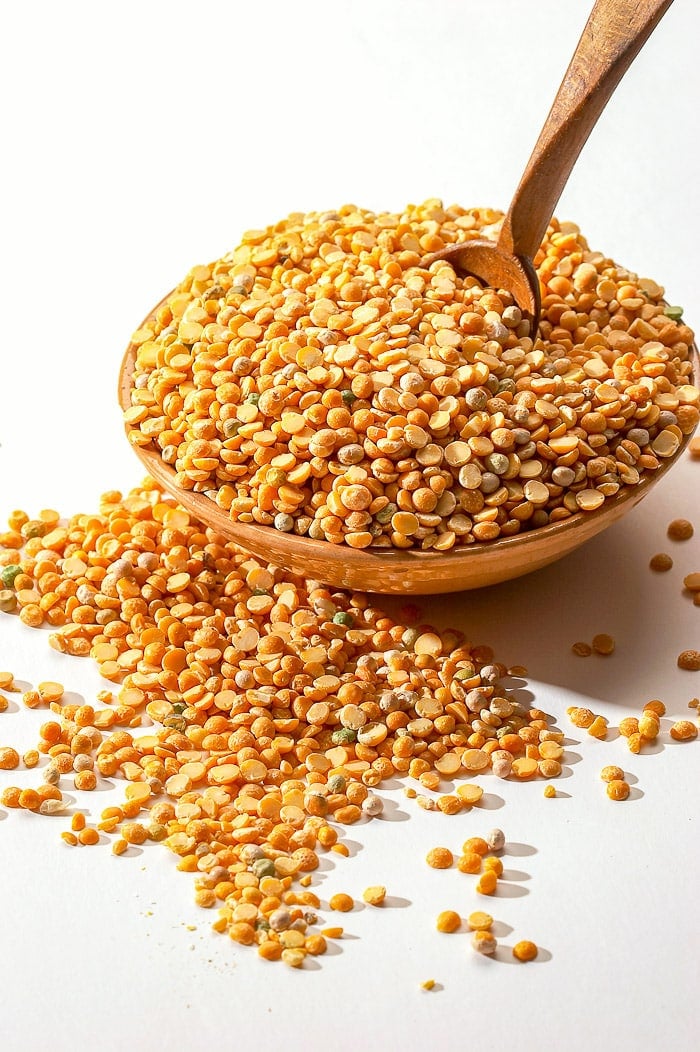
xmin=425 ymin=241 xmax=541 ymax=332
xmin=119 ymin=310 xmax=697 ymax=595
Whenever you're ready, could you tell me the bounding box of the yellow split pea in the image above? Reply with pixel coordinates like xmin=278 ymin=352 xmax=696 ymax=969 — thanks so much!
xmin=667 ymin=519 xmax=694 ymax=541
xmin=649 ymin=553 xmax=673 ymax=572
xmin=457 ymin=853 xmax=483 ymax=874
xmin=600 ymin=765 xmax=625 ymax=783
xmin=587 ymin=716 xmax=609 ymax=740
xmin=1 ymin=479 xmax=563 ymax=964
xmin=678 ymin=651 xmax=700 ymax=671
xmin=123 ymin=202 xmax=698 ymax=554
xmin=436 ymin=910 xmax=461 ymax=934
xmin=513 ymin=940 xmax=538 ymax=962
xmin=476 ymin=870 xmax=498 ymax=896
xmin=0 ymin=747 xmax=21 ymax=770
xmin=329 ymin=894 xmax=354 ymax=913
xmin=362 ymin=886 xmax=386 ymax=907
xmin=606 ymin=780 xmax=631 ymax=801
xmin=670 ymin=720 xmax=698 ymax=741
xmin=467 ymin=911 xmax=493 ymax=931
xmin=426 ymin=847 xmax=454 ymax=870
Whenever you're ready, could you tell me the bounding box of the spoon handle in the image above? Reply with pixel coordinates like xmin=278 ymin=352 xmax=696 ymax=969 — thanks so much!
xmin=499 ymin=0 xmax=674 ymax=261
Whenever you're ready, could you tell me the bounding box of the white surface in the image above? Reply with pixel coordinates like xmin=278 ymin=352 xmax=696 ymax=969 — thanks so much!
xmin=1 ymin=2 xmax=699 ymax=1050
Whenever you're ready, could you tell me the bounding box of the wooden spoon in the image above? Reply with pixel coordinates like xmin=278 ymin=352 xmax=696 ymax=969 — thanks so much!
xmin=426 ymin=0 xmax=674 ymax=330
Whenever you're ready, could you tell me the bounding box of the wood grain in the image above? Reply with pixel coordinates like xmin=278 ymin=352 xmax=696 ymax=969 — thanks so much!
xmin=501 ymin=0 xmax=674 ymax=262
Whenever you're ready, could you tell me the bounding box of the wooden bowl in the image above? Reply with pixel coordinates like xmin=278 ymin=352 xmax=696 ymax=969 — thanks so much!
xmin=119 ymin=298 xmax=697 ymax=594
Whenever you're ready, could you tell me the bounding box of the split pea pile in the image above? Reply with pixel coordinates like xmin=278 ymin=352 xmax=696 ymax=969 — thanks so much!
xmin=123 ymin=201 xmax=698 ymax=552
xmin=0 ymin=480 xmax=566 ymax=966
xmin=1 ymin=480 xmax=699 ymax=969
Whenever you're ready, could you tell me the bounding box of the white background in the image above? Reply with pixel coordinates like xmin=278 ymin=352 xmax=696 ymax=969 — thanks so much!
xmin=1 ymin=2 xmax=699 ymax=1050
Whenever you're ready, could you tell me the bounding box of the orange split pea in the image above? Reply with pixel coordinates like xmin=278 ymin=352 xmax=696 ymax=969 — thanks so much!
xmin=121 ymin=203 xmax=698 ymax=554
xmin=513 ymin=940 xmax=539 ymax=962
xmin=0 ymin=480 xmax=569 ymax=964
xmin=426 ymin=847 xmax=454 ymax=870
